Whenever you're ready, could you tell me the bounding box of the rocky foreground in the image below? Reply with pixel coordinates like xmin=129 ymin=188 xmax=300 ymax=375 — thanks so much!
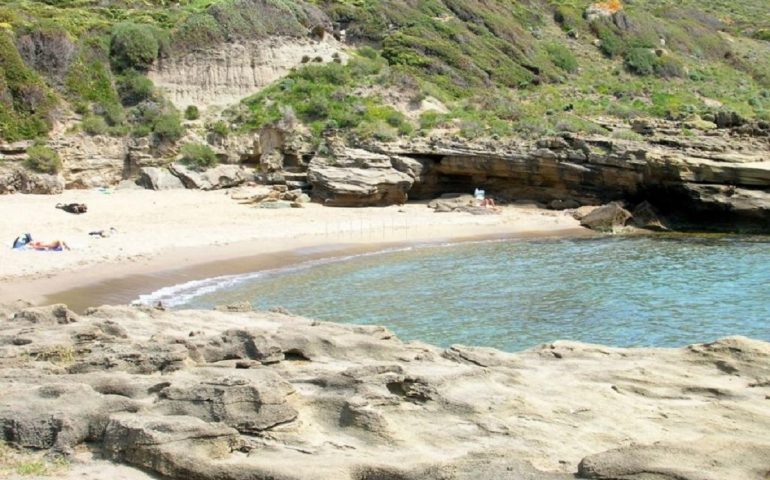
xmin=1 ymin=303 xmax=769 ymax=479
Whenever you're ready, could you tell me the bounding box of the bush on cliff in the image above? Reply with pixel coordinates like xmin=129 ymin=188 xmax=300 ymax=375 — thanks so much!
xmin=0 ymin=31 xmax=57 ymax=141
xmin=624 ymin=48 xmax=659 ymax=76
xmin=110 ymin=22 xmax=167 ymax=71
xmin=545 ymin=43 xmax=578 ymax=73
xmin=152 ymin=112 xmax=184 ymax=142
xmin=81 ymin=115 xmax=108 ymax=135
xmin=118 ymin=70 xmax=154 ymax=106
xmin=184 ymin=105 xmax=200 ymax=120
xmin=25 ymin=144 xmax=62 ymax=174
xmin=180 ymin=142 xmax=218 ymax=171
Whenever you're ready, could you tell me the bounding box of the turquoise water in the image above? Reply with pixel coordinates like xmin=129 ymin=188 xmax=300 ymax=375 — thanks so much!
xmin=167 ymin=236 xmax=770 ymax=352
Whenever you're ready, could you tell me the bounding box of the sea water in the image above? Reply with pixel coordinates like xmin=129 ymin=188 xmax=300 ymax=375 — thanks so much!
xmin=150 ymin=236 xmax=770 ymax=352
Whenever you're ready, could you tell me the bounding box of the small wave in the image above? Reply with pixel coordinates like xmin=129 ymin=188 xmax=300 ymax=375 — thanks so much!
xmin=136 ymin=244 xmax=419 ymax=307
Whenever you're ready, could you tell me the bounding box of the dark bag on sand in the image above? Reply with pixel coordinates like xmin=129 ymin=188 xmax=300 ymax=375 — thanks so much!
xmin=12 ymin=233 xmax=32 ymax=249
xmin=56 ymin=203 xmax=87 ymax=214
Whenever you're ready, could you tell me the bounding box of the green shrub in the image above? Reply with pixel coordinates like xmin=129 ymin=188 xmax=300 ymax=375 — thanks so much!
xmin=358 ymin=46 xmax=379 ymax=59
xmin=210 ymin=120 xmax=229 ymax=137
xmin=655 ymin=55 xmax=686 ymax=78
xmin=184 ymin=105 xmax=200 ymax=120
xmin=624 ymin=48 xmax=658 ymax=76
xmin=25 ymin=144 xmax=61 ymax=174
xmin=0 ymin=32 xmax=56 ymax=141
xmin=118 ymin=70 xmax=154 ymax=106
xmin=81 ymin=115 xmax=108 ymax=135
xmin=419 ymin=111 xmax=442 ymax=130
xmin=545 ymin=43 xmax=578 ymax=73
xmin=592 ymin=23 xmax=625 ymax=58
xmin=180 ymin=142 xmax=218 ymax=171
xmin=110 ymin=22 xmax=166 ymax=71
xmin=172 ymin=13 xmax=224 ymax=52
xmin=754 ymin=29 xmax=770 ymax=42
xmin=153 ymin=112 xmax=184 ymax=142
xmin=553 ymin=6 xmax=583 ymax=32
xmin=131 ymin=124 xmax=152 ymax=137
xmin=459 ymin=119 xmax=484 ymax=139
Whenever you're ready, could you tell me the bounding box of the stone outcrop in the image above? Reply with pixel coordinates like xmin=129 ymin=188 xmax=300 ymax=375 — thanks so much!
xmin=578 ymin=202 xmax=631 ymax=232
xmin=0 ymin=304 xmax=768 ymax=479
xmin=148 ymin=37 xmax=346 ymax=111
xmin=307 ymin=148 xmax=414 ymax=206
xmin=360 ymin=120 xmax=770 ymax=231
xmin=136 ymin=166 xmax=185 ymax=190
xmin=50 ymin=133 xmax=128 ymax=189
xmin=168 ymin=163 xmax=255 ymax=190
xmin=0 ymin=164 xmax=64 ymax=194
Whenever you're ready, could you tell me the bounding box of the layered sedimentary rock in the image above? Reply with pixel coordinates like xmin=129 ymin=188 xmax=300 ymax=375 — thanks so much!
xmin=307 ymin=148 xmax=414 ymax=206
xmin=148 ymin=37 xmax=346 ymax=110
xmin=1 ymin=303 xmax=768 ymax=480
xmin=360 ymin=123 xmax=770 ymax=230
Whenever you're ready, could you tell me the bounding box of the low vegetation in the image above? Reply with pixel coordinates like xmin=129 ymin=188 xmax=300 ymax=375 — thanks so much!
xmin=0 ymin=441 xmax=69 ymax=477
xmin=180 ymin=142 xmax=218 ymax=170
xmin=0 ymin=0 xmax=769 ymax=143
xmin=25 ymin=143 xmax=61 ymax=174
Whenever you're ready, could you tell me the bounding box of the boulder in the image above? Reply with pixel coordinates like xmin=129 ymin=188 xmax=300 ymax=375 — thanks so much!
xmin=428 ymin=194 xmax=476 ymax=212
xmin=169 ymin=163 xmax=254 ymax=190
xmin=136 ymin=167 xmax=185 ymax=190
xmin=631 ymin=201 xmax=669 ymax=231
xmin=579 ymin=202 xmax=631 ymax=231
xmin=307 ymin=149 xmax=414 ymax=206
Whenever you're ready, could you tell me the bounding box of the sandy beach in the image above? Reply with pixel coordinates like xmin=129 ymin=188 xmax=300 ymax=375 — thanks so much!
xmin=0 ymin=188 xmax=590 ymax=309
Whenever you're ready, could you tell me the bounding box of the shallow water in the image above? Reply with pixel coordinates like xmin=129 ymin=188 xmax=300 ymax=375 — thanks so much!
xmin=161 ymin=235 xmax=770 ymax=352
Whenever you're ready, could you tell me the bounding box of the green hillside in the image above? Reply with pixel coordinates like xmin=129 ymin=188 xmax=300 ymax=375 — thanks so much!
xmin=1 ymin=0 xmax=769 ymax=144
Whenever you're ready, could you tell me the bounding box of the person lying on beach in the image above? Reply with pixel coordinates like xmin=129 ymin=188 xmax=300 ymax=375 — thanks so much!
xmin=28 ymin=240 xmax=70 ymax=251
xmin=56 ymin=203 xmax=87 ymax=214
xmin=11 ymin=234 xmax=69 ymax=251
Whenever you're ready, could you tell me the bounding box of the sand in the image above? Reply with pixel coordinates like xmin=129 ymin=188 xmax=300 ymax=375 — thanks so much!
xmin=0 ymin=188 xmax=590 ymax=309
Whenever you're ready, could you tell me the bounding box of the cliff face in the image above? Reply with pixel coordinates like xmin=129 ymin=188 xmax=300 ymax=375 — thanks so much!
xmin=300 ymin=120 xmax=770 ymax=230
xmin=148 ymin=37 xmax=346 ymax=111
xmin=0 ymin=303 xmax=768 ymax=480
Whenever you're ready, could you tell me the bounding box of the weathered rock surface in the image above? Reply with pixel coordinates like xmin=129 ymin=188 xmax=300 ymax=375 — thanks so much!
xmin=307 ymin=148 xmax=414 ymax=206
xmin=1 ymin=304 xmax=768 ymax=480
xmin=363 ymin=122 xmax=770 ymax=230
xmin=50 ymin=133 xmax=128 ymax=189
xmin=148 ymin=37 xmax=346 ymax=110
xmin=579 ymin=202 xmax=632 ymax=232
xmin=0 ymin=164 xmax=64 ymax=194
xmin=168 ymin=163 xmax=255 ymax=190
xmin=136 ymin=166 xmax=185 ymax=190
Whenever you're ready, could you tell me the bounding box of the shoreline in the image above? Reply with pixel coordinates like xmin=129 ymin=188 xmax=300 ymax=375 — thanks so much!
xmin=0 ymin=189 xmax=594 ymax=311
xmin=31 ymin=226 xmax=593 ymax=313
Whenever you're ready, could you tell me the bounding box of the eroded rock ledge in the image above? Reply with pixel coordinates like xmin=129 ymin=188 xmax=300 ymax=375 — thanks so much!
xmin=1 ymin=303 xmax=768 ymax=479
